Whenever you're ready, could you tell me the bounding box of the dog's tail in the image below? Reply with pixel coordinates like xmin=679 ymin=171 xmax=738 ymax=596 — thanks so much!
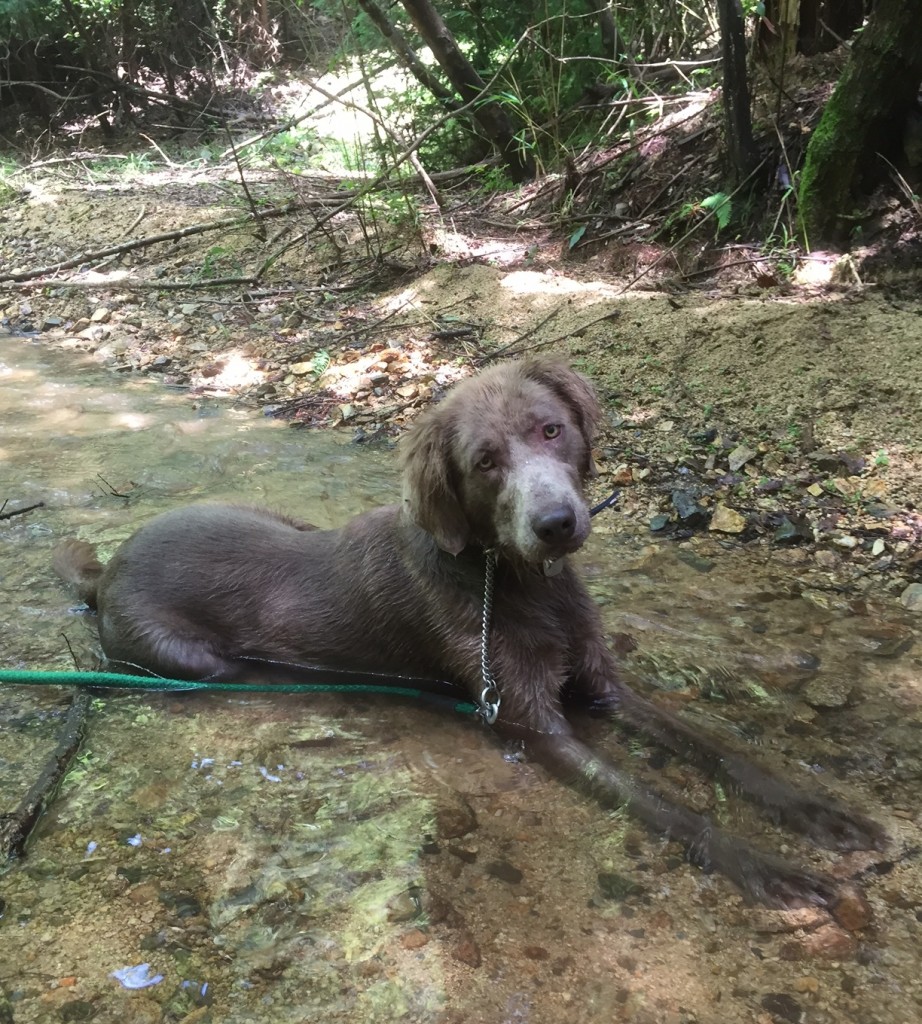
xmin=53 ymin=539 xmax=104 ymax=609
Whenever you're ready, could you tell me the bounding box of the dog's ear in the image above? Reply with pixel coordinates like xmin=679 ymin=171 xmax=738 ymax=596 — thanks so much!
xmin=521 ymin=358 xmax=602 ymax=476
xmin=400 ymin=408 xmax=471 ymax=556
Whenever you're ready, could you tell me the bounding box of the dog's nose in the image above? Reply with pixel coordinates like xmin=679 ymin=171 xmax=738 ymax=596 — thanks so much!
xmin=532 ymin=506 xmax=576 ymax=545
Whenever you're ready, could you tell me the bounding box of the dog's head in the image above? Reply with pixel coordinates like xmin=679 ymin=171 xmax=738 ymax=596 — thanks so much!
xmin=401 ymin=358 xmax=601 ymax=563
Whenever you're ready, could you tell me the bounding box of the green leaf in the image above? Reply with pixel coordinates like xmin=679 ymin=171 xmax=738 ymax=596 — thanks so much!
xmin=700 ymin=192 xmax=732 ymax=231
xmin=568 ymin=224 xmax=587 ymax=249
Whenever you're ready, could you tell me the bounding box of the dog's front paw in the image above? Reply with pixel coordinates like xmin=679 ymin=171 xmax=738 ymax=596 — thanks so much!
xmin=780 ymin=797 xmax=888 ymax=852
xmin=717 ymin=840 xmax=839 ymax=909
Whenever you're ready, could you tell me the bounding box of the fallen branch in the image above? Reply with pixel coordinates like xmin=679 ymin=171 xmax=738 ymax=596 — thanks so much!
xmin=478 ymin=308 xmax=622 ymax=364
xmin=7 ymin=276 xmax=356 ymax=293
xmin=476 ymin=306 xmax=563 ymax=363
xmin=0 ymin=200 xmax=310 ymax=284
xmin=0 ymin=500 xmax=45 ymax=520
xmin=7 ymin=275 xmax=253 ymax=291
xmin=0 ymin=691 xmax=91 ymax=860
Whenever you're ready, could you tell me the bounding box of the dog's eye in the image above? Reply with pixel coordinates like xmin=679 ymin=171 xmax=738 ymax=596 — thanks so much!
xmin=477 ymin=453 xmax=495 ymax=471
xmin=543 ymin=424 xmax=562 ymax=439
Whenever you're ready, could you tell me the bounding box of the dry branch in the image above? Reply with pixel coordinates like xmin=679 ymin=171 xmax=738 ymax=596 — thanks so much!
xmin=0 ymin=201 xmax=306 ymax=284
xmin=479 ymin=309 xmax=622 ymax=364
xmin=0 ymin=500 xmax=45 ymax=520
xmin=7 ymin=277 xmax=356 ymax=293
xmin=0 ymin=692 xmax=91 ymax=860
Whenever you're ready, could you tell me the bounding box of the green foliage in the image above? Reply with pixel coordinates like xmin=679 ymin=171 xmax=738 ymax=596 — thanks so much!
xmin=568 ymin=223 xmax=587 ymax=249
xmin=699 ymin=191 xmax=733 ymax=231
xmin=2 ymin=0 xmax=733 ymax=209
xmin=473 ymin=165 xmax=515 ymax=192
xmin=199 ymin=245 xmax=242 ymax=279
xmin=252 ymin=124 xmax=321 ymax=170
xmin=88 ymin=152 xmax=157 ymax=179
xmin=308 ymin=349 xmax=331 ymax=377
xmin=761 ymin=223 xmax=799 ymax=277
xmin=314 ymin=0 xmax=712 ymax=173
xmin=677 ymin=191 xmax=733 ymax=234
xmin=0 ymin=156 xmax=18 ymax=205
xmin=0 ymin=0 xmax=272 ymax=124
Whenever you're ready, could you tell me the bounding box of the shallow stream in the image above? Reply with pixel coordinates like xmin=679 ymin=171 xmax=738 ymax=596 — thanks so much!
xmin=1 ymin=335 xmax=921 ymax=1024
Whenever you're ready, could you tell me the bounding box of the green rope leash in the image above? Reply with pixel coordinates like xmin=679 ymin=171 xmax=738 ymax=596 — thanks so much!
xmin=0 ymin=669 xmax=478 ymax=717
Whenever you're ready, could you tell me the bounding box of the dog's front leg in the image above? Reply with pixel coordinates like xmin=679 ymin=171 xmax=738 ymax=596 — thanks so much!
xmin=523 ymin=725 xmax=843 ymax=910
xmin=608 ymin=686 xmax=886 ymax=853
xmin=563 ymin=623 xmax=886 ymax=854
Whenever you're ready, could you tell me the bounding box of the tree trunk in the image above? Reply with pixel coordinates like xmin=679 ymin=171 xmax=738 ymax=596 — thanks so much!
xmin=769 ymin=0 xmax=800 ymax=60
xmin=595 ymin=3 xmax=618 ymax=60
xmin=798 ymin=0 xmax=922 ymax=243
xmin=760 ymin=1 xmax=867 ymax=56
xmin=716 ymin=0 xmax=759 ymax=182
xmin=797 ymin=0 xmax=867 ymax=55
xmin=398 ymin=0 xmax=535 ymax=182
xmin=355 ymin=0 xmax=457 ymax=107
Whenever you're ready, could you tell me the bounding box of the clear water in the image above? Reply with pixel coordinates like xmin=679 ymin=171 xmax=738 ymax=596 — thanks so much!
xmin=1 ymin=334 xmax=920 ymax=1024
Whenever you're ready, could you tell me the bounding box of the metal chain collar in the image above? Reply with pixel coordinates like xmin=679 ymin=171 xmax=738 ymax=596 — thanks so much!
xmin=477 ymin=549 xmax=500 ymax=725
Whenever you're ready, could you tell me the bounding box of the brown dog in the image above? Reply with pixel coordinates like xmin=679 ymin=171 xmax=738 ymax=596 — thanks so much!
xmin=55 ymin=358 xmax=884 ymax=907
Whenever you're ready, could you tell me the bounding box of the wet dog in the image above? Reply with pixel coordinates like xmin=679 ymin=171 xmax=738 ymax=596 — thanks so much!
xmin=55 ymin=357 xmax=885 ymax=906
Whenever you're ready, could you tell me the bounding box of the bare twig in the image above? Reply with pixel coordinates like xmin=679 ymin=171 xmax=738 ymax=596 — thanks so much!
xmin=304 ymin=73 xmax=443 ymax=209
xmin=138 ymin=133 xmax=175 ymax=168
xmin=677 ymin=255 xmax=772 ymax=279
xmin=0 ymin=691 xmax=91 ymax=860
xmin=124 ymin=205 xmax=147 ymax=237
xmin=634 ymin=153 xmax=707 ymax=221
xmin=0 ymin=201 xmax=305 ymax=283
xmin=222 ymin=118 xmax=267 ymax=240
xmin=881 ymin=154 xmax=922 ymax=219
xmin=96 ymin=474 xmax=131 ymax=499
xmin=478 ymin=309 xmax=622 ymax=365
xmin=475 ymin=306 xmax=563 ymax=364
xmin=0 ymin=500 xmax=45 ymax=520
xmin=3 ymin=81 xmax=95 ymax=102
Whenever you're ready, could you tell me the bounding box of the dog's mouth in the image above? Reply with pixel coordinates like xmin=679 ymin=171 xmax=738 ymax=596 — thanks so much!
xmin=493 ymin=527 xmax=589 ymax=570
xmin=538 ymin=531 xmax=588 ymax=563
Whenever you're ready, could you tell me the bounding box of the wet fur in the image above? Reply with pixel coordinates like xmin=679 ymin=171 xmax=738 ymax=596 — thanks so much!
xmin=54 ymin=357 xmax=885 ymax=907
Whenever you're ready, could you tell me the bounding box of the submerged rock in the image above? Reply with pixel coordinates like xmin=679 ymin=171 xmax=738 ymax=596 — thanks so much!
xmin=801 ymin=675 xmax=853 ymax=709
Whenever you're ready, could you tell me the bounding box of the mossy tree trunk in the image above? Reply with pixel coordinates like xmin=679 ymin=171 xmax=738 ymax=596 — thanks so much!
xmin=798 ymin=0 xmax=922 ymax=244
